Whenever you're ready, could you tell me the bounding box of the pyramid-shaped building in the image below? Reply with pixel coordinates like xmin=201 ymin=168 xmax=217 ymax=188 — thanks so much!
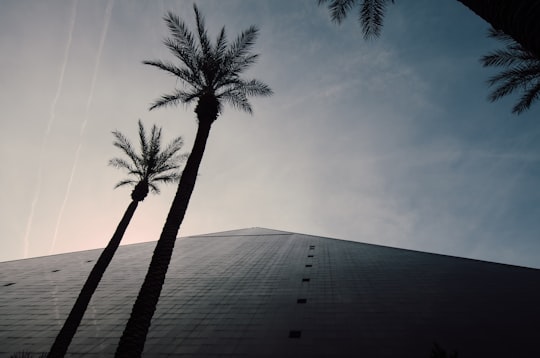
xmin=1 ymin=228 xmax=539 ymax=357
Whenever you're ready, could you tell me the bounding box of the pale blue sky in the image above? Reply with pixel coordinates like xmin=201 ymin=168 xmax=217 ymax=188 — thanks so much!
xmin=1 ymin=0 xmax=539 ymax=268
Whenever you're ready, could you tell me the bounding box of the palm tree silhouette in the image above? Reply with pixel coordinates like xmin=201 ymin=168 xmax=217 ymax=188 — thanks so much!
xmin=47 ymin=120 xmax=185 ymax=358
xmin=114 ymin=5 xmax=272 ymax=357
xmin=481 ymin=28 xmax=540 ymax=114
xmin=318 ymin=0 xmax=540 ymax=58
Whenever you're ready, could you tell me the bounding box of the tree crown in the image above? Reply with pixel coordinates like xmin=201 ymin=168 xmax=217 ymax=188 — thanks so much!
xmin=144 ymin=4 xmax=273 ymax=115
xmin=481 ymin=28 xmax=540 ymax=114
xmin=109 ymin=120 xmax=187 ymax=195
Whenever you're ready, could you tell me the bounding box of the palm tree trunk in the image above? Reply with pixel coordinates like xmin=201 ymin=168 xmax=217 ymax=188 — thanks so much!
xmin=457 ymin=0 xmax=540 ymax=58
xmin=115 ymin=118 xmax=213 ymax=358
xmin=47 ymin=200 xmax=139 ymax=358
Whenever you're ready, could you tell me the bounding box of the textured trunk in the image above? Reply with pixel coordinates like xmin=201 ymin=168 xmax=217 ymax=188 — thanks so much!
xmin=47 ymin=200 xmax=139 ymax=358
xmin=115 ymin=111 xmax=215 ymax=357
xmin=457 ymin=0 xmax=540 ymax=58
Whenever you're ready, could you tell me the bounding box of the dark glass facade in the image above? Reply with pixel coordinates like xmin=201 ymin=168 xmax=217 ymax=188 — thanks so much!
xmin=1 ymin=228 xmax=539 ymax=357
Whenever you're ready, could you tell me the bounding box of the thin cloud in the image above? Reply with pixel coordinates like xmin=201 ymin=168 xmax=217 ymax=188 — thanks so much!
xmin=50 ymin=0 xmax=115 ymax=253
xmin=23 ymin=0 xmax=79 ymax=258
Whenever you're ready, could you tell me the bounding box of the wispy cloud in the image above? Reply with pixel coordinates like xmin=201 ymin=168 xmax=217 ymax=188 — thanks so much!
xmin=50 ymin=0 xmax=115 ymax=253
xmin=23 ymin=0 xmax=79 ymax=258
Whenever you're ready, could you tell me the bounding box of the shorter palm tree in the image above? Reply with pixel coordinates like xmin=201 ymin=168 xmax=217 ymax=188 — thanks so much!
xmin=47 ymin=120 xmax=186 ymax=358
xmin=481 ymin=28 xmax=540 ymax=114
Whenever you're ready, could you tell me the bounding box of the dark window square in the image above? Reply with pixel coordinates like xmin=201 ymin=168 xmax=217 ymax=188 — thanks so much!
xmin=289 ymin=330 xmax=302 ymax=338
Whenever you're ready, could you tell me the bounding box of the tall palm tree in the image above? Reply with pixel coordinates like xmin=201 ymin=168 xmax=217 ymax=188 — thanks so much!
xmin=481 ymin=28 xmax=540 ymax=114
xmin=318 ymin=1 xmax=540 ymax=59
xmin=47 ymin=120 xmax=185 ymax=358
xmin=114 ymin=5 xmax=272 ymax=357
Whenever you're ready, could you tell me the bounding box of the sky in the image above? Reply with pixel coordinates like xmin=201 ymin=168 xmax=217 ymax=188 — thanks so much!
xmin=1 ymin=0 xmax=539 ymax=268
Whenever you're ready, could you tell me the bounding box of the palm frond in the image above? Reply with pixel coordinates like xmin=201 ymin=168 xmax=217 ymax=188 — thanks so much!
xmin=143 ymin=60 xmax=199 ymax=85
xmin=219 ymin=90 xmax=253 ymax=114
xmin=487 ymin=27 xmax=516 ymax=46
xmin=164 ymin=11 xmax=199 ymax=56
xmin=232 ymin=25 xmax=259 ymax=56
xmin=148 ymin=123 xmax=162 ymax=163
xmin=108 ymin=158 xmax=137 ymax=173
xmin=224 ymin=26 xmax=259 ymax=67
xmin=162 ymin=38 xmax=200 ymax=76
xmin=152 ymin=163 xmax=181 ymax=177
xmin=148 ymin=90 xmax=200 ymax=110
xmin=482 ymin=27 xmax=540 ymax=114
xmin=213 ymin=54 xmax=259 ymax=91
xmin=152 ymin=174 xmax=180 ymax=184
xmin=111 ymin=130 xmax=140 ymax=170
xmin=218 ymin=78 xmax=273 ymax=99
xmin=487 ymin=74 xmax=521 ymax=101
xmin=239 ymin=79 xmax=274 ymax=97
xmin=138 ymin=120 xmax=149 ymax=167
xmin=152 ymin=150 xmax=184 ymax=173
xmin=513 ymin=80 xmax=540 ymax=114
xmin=157 ymin=137 xmax=185 ymax=163
xmin=318 ymin=0 xmax=357 ymax=24
xmin=318 ymin=0 xmax=394 ymax=38
xmin=163 ymin=11 xmax=203 ymax=81
xmin=486 ymin=60 xmax=540 ymax=86
xmin=482 ymin=49 xmax=527 ymax=67
xmin=113 ymin=179 xmax=137 ymax=189
xmin=482 ymin=31 xmax=537 ymax=68
xmin=148 ymin=182 xmax=160 ymax=194
xmin=487 ymin=65 xmax=540 ymax=99
xmin=193 ymin=4 xmax=211 ymax=58
xmin=215 ymin=27 xmax=228 ymax=60
xmin=360 ymin=0 xmax=390 ymax=39
xmin=227 ymin=53 xmax=260 ymax=78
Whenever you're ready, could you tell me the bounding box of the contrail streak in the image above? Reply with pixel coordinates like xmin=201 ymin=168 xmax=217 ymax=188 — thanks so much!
xmin=22 ymin=0 xmax=79 ymax=258
xmin=48 ymin=0 xmax=79 ymax=136
xmin=49 ymin=0 xmax=115 ymax=254
xmin=80 ymin=0 xmax=114 ymax=136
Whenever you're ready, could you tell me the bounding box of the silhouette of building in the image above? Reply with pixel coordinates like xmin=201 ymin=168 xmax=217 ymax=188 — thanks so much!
xmin=1 ymin=227 xmax=539 ymax=357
